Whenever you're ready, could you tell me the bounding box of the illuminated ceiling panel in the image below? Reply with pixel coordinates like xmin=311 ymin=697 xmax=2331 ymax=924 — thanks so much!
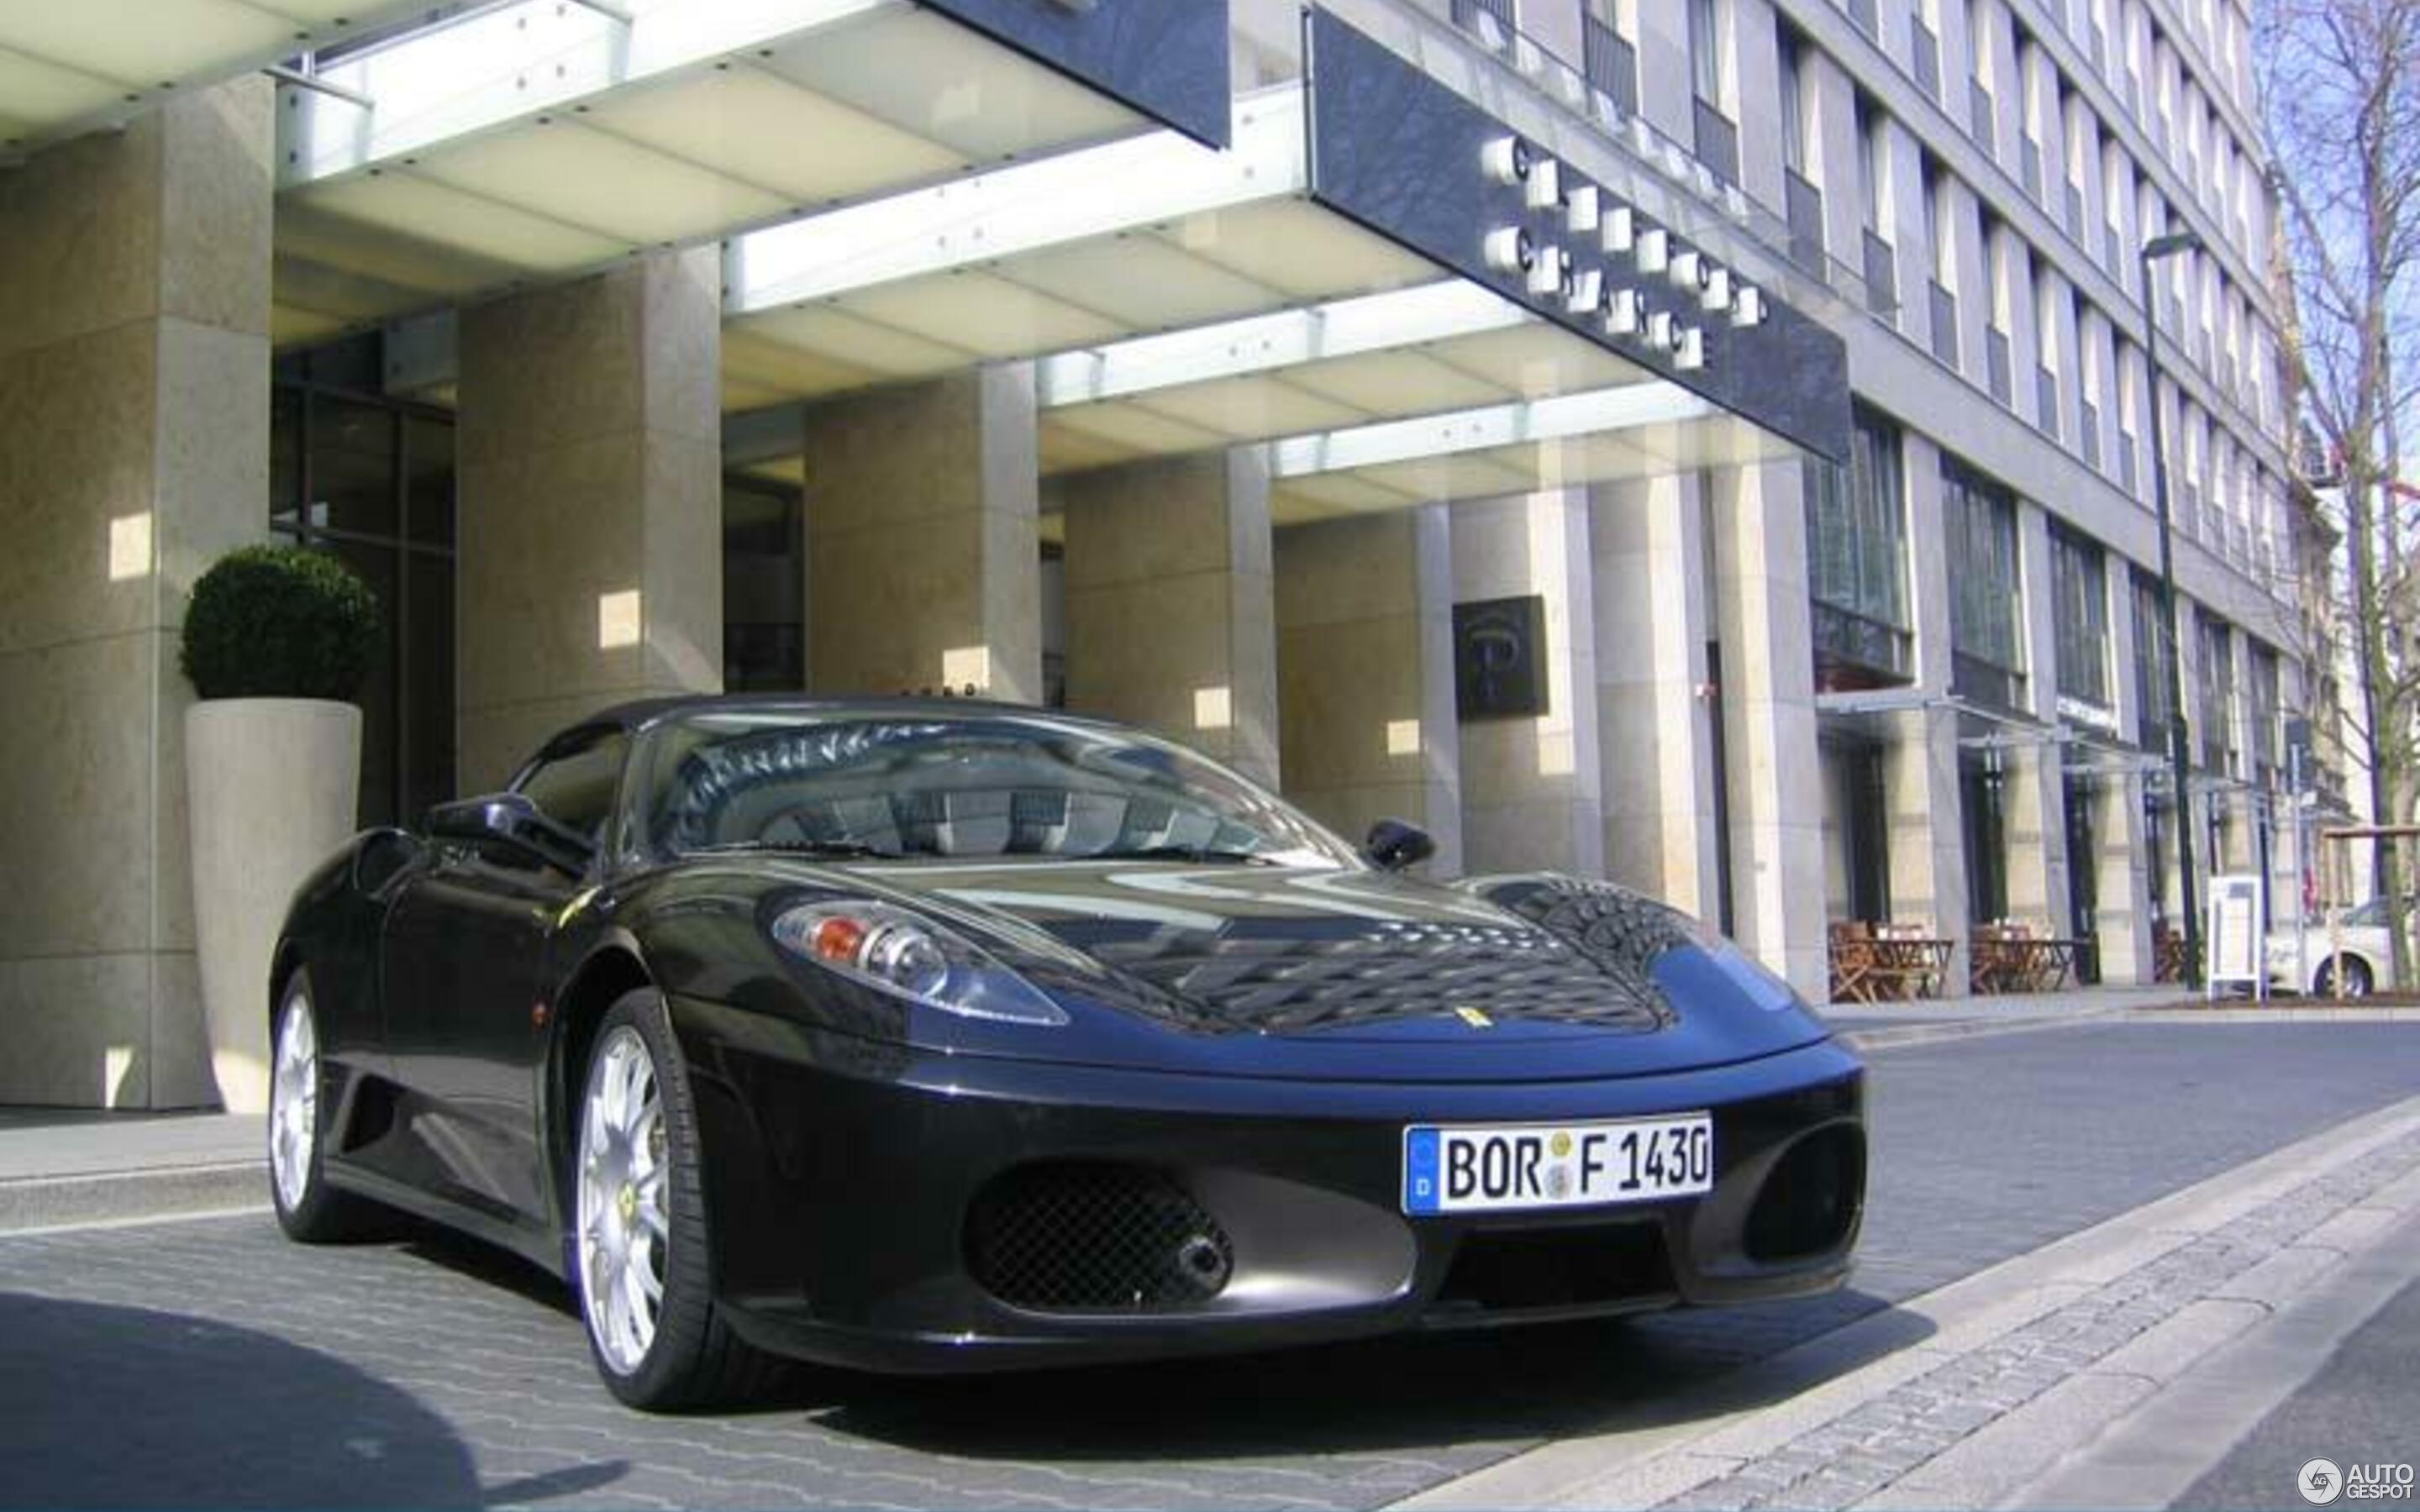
xmin=1120 ymin=376 xmax=1373 ymax=442
xmin=271 ymin=0 xmax=1217 ymax=343
xmin=754 ymin=8 xmax=1132 ymax=163
xmin=0 ymin=0 xmax=428 ymax=153
xmin=579 ymin=67 xmax=963 ymax=208
xmin=406 ymin=123 xmax=792 ymax=248
xmin=834 ymin=271 xmax=1126 ymax=359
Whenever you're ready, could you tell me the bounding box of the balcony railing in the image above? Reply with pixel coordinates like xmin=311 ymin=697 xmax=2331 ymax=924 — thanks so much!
xmin=1929 ymin=280 xmax=1961 ymax=366
xmin=1986 ymin=324 xmax=2014 ymax=403
xmin=1581 ymin=13 xmax=1638 ymax=118
xmin=1812 ymin=600 xmax=1915 ymax=683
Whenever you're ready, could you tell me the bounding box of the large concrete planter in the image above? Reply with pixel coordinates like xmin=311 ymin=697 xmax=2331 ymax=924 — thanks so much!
xmin=187 ymin=698 xmax=360 ymax=1114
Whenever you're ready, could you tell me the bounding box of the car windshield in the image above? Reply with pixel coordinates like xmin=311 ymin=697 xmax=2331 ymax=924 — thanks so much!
xmin=631 ymin=709 xmax=1363 ymax=869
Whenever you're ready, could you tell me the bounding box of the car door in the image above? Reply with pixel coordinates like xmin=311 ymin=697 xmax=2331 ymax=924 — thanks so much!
xmin=380 ymin=727 xmax=628 ymax=1223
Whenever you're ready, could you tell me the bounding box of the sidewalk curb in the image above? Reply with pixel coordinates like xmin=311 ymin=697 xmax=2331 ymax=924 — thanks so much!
xmin=0 ymin=1161 xmax=267 ymax=1234
xmin=2004 ymin=1206 xmax=2420 ymax=1509
xmin=1841 ymin=1006 xmax=2132 ymax=1052
xmin=1388 ymin=1093 xmax=2420 ymax=1511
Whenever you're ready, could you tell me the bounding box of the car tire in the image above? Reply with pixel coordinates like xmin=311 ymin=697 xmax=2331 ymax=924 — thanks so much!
xmin=268 ymin=968 xmax=374 ymax=1243
xmin=573 ymin=987 xmax=781 ymax=1411
xmin=2315 ymin=956 xmax=2375 ymax=999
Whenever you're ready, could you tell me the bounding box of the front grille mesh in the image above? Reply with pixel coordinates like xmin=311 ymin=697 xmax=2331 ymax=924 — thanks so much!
xmin=966 ymin=1163 xmax=1234 ymax=1313
xmin=1087 ymin=921 xmax=1668 ymax=1033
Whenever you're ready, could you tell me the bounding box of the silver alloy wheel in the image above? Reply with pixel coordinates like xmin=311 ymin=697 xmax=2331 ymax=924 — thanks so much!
xmin=577 ymin=1025 xmax=669 ymax=1376
xmin=270 ymin=988 xmax=318 ymax=1211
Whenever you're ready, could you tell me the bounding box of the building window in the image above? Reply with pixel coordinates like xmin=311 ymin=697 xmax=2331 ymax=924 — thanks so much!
xmin=2050 ymin=525 xmax=2113 ymax=712
xmin=2247 ymin=642 xmax=2281 ymax=778
xmin=2132 ymin=566 xmax=2172 ymax=749
xmin=1807 ymin=407 xmax=1915 ymax=689
xmin=1777 ymin=25 xmax=1806 ymax=173
xmin=1689 ymin=0 xmax=1723 ymax=103
xmin=2196 ymin=612 xmax=2237 ymax=772
xmin=1943 ymin=458 xmax=2027 ymax=709
xmin=723 ymin=477 xmax=804 ymax=692
xmin=269 ymin=333 xmax=456 ymax=829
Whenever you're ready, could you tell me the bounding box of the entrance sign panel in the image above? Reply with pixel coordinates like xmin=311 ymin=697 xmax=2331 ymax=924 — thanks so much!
xmin=926 ymin=0 xmax=1234 ymax=149
xmin=1302 ymin=8 xmax=1849 ymax=465
xmin=2206 ymin=873 xmax=2265 ymax=1000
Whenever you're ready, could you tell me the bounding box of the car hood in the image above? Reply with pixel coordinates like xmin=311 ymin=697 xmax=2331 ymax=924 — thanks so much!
xmin=811 ymin=858 xmax=1832 ymax=1081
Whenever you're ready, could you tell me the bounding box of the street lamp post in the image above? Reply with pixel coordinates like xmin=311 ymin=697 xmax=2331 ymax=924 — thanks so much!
xmin=2141 ymin=228 xmax=2204 ymax=990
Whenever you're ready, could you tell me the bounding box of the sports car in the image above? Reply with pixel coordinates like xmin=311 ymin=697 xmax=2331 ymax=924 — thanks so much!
xmin=268 ymin=696 xmax=1866 ymax=1410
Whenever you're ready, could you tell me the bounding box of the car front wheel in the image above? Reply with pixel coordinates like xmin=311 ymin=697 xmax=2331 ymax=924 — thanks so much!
xmin=574 ymin=988 xmax=777 ymax=1410
xmin=268 ymin=969 xmax=371 ymax=1242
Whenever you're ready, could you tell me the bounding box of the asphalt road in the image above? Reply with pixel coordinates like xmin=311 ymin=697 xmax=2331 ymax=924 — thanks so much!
xmin=2 ymin=1021 xmax=2416 ymax=1509
xmin=2186 ymin=1270 xmax=2420 ymax=1510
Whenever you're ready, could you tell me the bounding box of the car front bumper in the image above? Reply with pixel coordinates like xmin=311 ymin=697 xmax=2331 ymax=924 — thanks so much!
xmin=668 ymin=995 xmax=1866 ymax=1373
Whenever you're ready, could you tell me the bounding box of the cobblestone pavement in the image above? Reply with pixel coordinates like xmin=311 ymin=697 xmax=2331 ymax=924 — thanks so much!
xmin=1653 ymin=1126 xmax=2420 ymax=1509
xmin=2 ymin=1022 xmax=2416 ymax=1509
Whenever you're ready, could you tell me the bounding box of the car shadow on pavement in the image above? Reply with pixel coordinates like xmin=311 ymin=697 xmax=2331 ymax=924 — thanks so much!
xmin=780 ymin=1289 xmax=1935 ymax=1461
xmin=0 ymin=1291 xmax=539 ymax=1508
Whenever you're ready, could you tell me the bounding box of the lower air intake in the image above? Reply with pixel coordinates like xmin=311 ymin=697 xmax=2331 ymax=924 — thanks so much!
xmin=966 ymin=1162 xmax=1234 ymax=1312
xmin=1744 ymin=1124 xmax=1866 ymax=1262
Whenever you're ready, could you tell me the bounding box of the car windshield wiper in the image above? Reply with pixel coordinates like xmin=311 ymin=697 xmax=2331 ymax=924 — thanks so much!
xmin=690 ymin=839 xmax=908 ymax=861
xmin=1091 ymin=844 xmax=1278 ymax=866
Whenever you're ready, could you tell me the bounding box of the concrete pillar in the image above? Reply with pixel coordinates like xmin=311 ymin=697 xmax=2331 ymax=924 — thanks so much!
xmin=1884 ymin=707 xmax=1973 ymax=977
xmin=1887 ymin=433 xmax=1971 ymax=990
xmin=456 ymin=249 xmax=723 ymax=790
xmin=1274 ymin=506 xmax=1462 ymax=874
xmin=1707 ymin=461 xmax=1829 ymax=999
xmin=2090 ymin=774 xmax=2155 ymax=982
xmin=0 ymin=82 xmax=274 ymax=1107
xmin=801 ymin=367 xmax=1042 ymax=706
xmin=1452 ymin=491 xmax=1604 ymax=879
xmin=1061 ymin=449 xmax=1277 ymax=787
xmin=1590 ymin=475 xmax=1720 ymax=918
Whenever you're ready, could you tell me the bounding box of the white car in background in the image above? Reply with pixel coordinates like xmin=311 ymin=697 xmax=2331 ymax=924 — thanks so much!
xmin=2264 ymin=896 xmax=2404 ymax=997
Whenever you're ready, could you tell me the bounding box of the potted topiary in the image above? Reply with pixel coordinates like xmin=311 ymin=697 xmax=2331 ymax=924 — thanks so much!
xmin=182 ymin=544 xmax=380 ymax=1113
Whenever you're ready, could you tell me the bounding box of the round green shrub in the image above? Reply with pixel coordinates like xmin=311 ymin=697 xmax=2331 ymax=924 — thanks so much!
xmin=180 ymin=544 xmax=381 ymax=701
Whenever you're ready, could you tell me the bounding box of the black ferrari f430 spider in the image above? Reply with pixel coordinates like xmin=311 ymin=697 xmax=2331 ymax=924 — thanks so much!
xmin=267 ymin=696 xmax=1865 ymax=1409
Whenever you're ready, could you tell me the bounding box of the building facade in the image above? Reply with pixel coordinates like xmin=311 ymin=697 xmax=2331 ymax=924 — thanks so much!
xmin=0 ymin=0 xmax=2316 ymax=1108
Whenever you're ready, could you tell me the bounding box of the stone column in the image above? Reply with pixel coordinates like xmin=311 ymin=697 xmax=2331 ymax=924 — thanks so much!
xmin=1886 ymin=433 xmax=1971 ymax=990
xmin=1275 ymin=506 xmax=1462 ymax=874
xmin=1707 ymin=460 xmax=1829 ymax=999
xmin=801 ymin=366 xmax=1042 ymax=706
xmin=1591 ymin=475 xmax=1720 ymax=918
xmin=0 ymin=82 xmax=273 ymax=1107
xmin=1452 ymin=490 xmax=1605 ymax=880
xmin=1061 ymin=449 xmax=1278 ymax=787
xmin=455 ymin=249 xmax=723 ymax=790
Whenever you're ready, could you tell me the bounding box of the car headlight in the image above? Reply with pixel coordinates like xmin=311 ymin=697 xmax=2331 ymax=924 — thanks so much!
xmin=769 ymin=900 xmax=1069 ymax=1026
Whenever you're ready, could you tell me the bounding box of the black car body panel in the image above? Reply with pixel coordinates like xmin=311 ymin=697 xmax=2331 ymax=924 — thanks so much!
xmin=276 ymin=696 xmax=1867 ymax=1373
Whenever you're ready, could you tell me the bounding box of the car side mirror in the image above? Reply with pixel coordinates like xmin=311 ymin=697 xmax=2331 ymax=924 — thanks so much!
xmin=1365 ymin=817 xmax=1437 ymax=872
xmin=426 ymin=793 xmax=595 ymax=875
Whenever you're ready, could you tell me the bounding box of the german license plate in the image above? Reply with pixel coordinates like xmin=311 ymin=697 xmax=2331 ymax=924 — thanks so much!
xmin=1402 ymin=1114 xmax=1714 ymax=1215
